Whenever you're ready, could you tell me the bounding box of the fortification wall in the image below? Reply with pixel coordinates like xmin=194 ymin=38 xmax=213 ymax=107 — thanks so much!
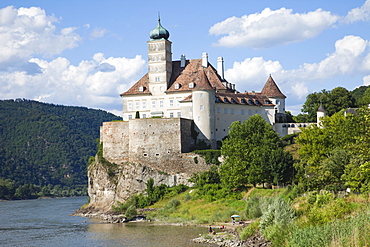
xmin=100 ymin=118 xmax=202 ymax=174
xmin=100 ymin=121 xmax=129 ymax=163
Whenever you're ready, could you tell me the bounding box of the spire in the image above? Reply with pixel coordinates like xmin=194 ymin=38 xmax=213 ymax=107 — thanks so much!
xmin=149 ymin=15 xmax=170 ymax=40
xmin=261 ymin=75 xmax=286 ymax=98
xmin=317 ymin=104 xmax=326 ymax=112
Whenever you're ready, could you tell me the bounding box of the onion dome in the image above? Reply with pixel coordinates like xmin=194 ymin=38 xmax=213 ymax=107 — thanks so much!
xmin=149 ymin=18 xmax=170 ymax=40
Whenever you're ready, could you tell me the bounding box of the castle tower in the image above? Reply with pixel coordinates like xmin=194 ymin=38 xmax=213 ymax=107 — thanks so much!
xmin=261 ymin=75 xmax=286 ymax=113
xmin=192 ymin=70 xmax=216 ymax=148
xmin=317 ymin=104 xmax=326 ymax=127
xmin=147 ymin=18 xmax=172 ymax=96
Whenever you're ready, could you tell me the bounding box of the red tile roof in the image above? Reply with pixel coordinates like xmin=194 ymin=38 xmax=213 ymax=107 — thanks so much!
xmin=260 ymin=75 xmax=286 ymax=98
xmin=120 ymin=59 xmax=234 ymax=96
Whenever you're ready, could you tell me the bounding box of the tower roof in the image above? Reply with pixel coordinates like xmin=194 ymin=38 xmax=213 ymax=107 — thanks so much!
xmin=149 ymin=18 xmax=170 ymax=40
xmin=317 ymin=104 xmax=326 ymax=112
xmin=260 ymin=75 xmax=286 ymax=98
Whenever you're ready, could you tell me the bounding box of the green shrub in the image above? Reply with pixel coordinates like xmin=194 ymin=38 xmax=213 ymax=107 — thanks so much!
xmin=183 ymin=193 xmax=191 ymax=202
xmin=245 ymin=196 xmax=262 ymax=219
xmin=239 ymin=220 xmax=260 ymax=240
xmin=259 ymin=197 xmax=295 ymax=245
xmin=125 ymin=205 xmax=137 ymax=220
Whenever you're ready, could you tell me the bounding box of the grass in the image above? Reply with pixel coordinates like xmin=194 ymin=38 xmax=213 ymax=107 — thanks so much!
xmin=146 ymin=188 xmax=246 ymax=224
xmin=142 ymin=186 xmax=370 ymax=246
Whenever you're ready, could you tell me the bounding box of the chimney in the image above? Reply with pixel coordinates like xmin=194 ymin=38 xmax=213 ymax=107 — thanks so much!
xmin=202 ymin=52 xmax=208 ymax=68
xmin=180 ymin=54 xmax=186 ymax=67
xmin=217 ymin=57 xmax=224 ymax=80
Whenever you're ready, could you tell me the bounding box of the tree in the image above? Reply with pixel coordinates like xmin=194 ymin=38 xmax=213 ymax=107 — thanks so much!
xmin=294 ymin=87 xmax=356 ymax=122
xmin=295 ymin=109 xmax=363 ymax=190
xmin=219 ymin=115 xmax=294 ymax=189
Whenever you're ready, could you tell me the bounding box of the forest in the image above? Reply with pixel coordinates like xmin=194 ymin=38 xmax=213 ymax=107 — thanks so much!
xmin=0 ymin=99 xmax=121 ymax=199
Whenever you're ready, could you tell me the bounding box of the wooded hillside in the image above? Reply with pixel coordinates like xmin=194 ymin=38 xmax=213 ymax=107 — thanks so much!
xmin=0 ymin=99 xmax=121 ymax=199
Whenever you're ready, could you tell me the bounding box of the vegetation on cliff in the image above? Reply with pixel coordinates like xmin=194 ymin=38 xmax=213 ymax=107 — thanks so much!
xmin=0 ymin=99 xmax=121 ymax=199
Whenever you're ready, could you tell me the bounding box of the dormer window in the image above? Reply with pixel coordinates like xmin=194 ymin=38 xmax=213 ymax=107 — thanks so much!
xmin=174 ymin=83 xmax=180 ymax=89
xmin=240 ymin=99 xmax=246 ymax=104
xmin=139 ymin=86 xmax=144 ymax=92
xmin=248 ymin=100 xmax=253 ymax=104
xmin=189 ymin=82 xmax=194 ymax=89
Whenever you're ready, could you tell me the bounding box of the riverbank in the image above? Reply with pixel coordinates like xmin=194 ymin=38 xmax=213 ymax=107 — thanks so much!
xmin=72 ymin=208 xmax=271 ymax=247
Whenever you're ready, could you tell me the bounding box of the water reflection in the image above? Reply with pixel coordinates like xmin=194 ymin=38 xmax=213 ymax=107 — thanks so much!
xmin=87 ymin=221 xmax=213 ymax=247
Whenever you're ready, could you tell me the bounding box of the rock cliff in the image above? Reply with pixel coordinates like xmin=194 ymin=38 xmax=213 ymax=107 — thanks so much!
xmin=85 ymin=152 xmax=210 ymax=212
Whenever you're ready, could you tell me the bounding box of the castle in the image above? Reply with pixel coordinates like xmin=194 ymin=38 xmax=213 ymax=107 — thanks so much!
xmin=112 ymin=18 xmax=288 ymax=153
xmin=92 ymin=19 xmax=310 ymax=209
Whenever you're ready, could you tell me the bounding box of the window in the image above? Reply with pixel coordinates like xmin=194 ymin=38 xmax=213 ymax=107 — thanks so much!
xmin=255 ymin=110 xmax=259 ymax=114
xmin=177 ymin=112 xmax=181 ymax=117
xmin=135 ymin=102 xmax=140 ymax=110
xmin=169 ymin=99 xmax=174 ymax=107
xmin=241 ymin=109 xmax=245 ymax=115
xmin=224 ymin=108 xmax=228 ymax=114
xmin=152 ymin=100 xmax=156 ymax=109
xmin=143 ymin=114 xmax=146 ymax=118
xmin=200 ymin=105 xmax=204 ymax=110
xmin=276 ymin=100 xmax=280 ymax=105
xmin=198 ymin=116 xmax=201 ymax=121
xmin=217 ymin=107 xmax=220 ymax=113
xmin=231 ymin=109 xmax=234 ymax=114
xmin=248 ymin=109 xmax=253 ymax=115
xmin=159 ymin=100 xmax=164 ymax=108
xmin=139 ymin=86 xmax=144 ymax=92
xmin=200 ymin=93 xmax=203 ymax=99
xmin=142 ymin=101 xmax=147 ymax=109
xmin=174 ymin=83 xmax=180 ymax=89
xmin=128 ymin=102 xmax=133 ymax=111
xmin=128 ymin=115 xmax=132 ymax=120
xmin=170 ymin=112 xmax=174 ymax=118
xmin=176 ymin=99 xmax=180 ymax=106
xmin=189 ymin=82 xmax=194 ymax=88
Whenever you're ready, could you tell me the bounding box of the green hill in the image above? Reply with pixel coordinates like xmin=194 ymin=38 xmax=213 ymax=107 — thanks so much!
xmin=0 ymin=99 xmax=122 ymax=199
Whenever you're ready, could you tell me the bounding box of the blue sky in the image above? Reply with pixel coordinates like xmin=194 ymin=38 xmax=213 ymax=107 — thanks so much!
xmin=1 ymin=0 xmax=370 ymax=115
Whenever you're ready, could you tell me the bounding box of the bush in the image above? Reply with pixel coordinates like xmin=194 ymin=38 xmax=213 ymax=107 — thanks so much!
xmin=125 ymin=205 xmax=137 ymax=220
xmin=245 ymin=196 xmax=262 ymax=219
xmin=259 ymin=197 xmax=295 ymax=245
xmin=239 ymin=220 xmax=260 ymax=240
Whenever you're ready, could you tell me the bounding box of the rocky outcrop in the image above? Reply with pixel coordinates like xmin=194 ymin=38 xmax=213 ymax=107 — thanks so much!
xmin=85 ymin=153 xmax=210 ymax=212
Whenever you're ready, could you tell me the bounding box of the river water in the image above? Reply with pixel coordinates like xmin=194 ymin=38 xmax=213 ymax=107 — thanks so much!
xmin=0 ymin=197 xmax=213 ymax=247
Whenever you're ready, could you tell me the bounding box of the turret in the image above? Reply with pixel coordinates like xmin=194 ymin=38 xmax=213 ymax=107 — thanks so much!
xmin=317 ymin=104 xmax=326 ymax=127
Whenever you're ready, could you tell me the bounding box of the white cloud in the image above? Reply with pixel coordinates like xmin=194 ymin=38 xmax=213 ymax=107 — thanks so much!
xmin=224 ymin=35 xmax=370 ymax=105
xmin=293 ymin=35 xmax=368 ymax=80
xmin=0 ymin=54 xmax=146 ymax=113
xmin=291 ymin=82 xmax=309 ymax=99
xmin=90 ymin=27 xmax=108 ymax=39
xmin=0 ymin=6 xmax=81 ymax=68
xmin=209 ymin=7 xmax=339 ymax=48
xmin=363 ymin=75 xmax=370 ymax=86
xmin=343 ymin=0 xmax=370 ymax=23
xmin=225 ymin=57 xmax=283 ymax=87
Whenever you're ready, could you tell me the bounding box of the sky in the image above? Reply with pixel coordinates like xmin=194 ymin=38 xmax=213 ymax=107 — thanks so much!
xmin=1 ymin=0 xmax=370 ymax=116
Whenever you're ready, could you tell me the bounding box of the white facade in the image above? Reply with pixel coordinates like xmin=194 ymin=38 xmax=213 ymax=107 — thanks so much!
xmin=120 ymin=20 xmax=287 ymax=148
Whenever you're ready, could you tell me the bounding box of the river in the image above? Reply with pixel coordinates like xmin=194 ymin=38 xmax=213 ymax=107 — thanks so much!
xmin=0 ymin=197 xmax=214 ymax=246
